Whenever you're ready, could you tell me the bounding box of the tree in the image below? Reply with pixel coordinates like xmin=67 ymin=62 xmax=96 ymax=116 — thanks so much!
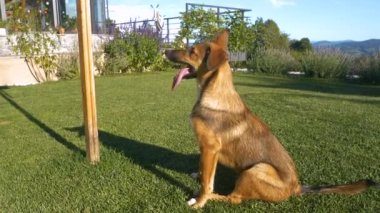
xmin=251 ymin=18 xmax=289 ymax=51
xmin=174 ymin=11 xmax=292 ymax=64
xmin=290 ymin=38 xmax=313 ymax=52
xmin=224 ymin=11 xmax=255 ymax=53
xmin=174 ymin=7 xmax=222 ymax=48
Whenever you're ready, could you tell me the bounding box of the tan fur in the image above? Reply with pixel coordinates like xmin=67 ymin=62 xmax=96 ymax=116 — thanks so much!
xmin=165 ymin=30 xmax=377 ymax=208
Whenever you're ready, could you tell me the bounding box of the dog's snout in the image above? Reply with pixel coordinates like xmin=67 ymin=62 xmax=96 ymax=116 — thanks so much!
xmin=164 ymin=49 xmax=174 ymax=57
xmin=164 ymin=49 xmax=180 ymax=62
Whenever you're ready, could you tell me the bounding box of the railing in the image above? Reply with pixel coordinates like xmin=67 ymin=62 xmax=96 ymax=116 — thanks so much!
xmin=111 ymin=16 xmax=181 ymax=44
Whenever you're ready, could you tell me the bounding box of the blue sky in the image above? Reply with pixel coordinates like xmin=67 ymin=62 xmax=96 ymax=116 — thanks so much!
xmin=108 ymin=0 xmax=379 ymax=41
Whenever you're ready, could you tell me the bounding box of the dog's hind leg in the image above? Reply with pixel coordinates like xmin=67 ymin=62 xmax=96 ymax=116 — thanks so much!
xmin=191 ymin=163 xmax=298 ymax=206
xmin=206 ymin=193 xmax=243 ymax=204
xmin=228 ymin=163 xmax=298 ymax=203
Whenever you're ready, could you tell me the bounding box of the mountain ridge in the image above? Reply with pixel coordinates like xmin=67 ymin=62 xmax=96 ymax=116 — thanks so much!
xmin=312 ymin=39 xmax=380 ymax=55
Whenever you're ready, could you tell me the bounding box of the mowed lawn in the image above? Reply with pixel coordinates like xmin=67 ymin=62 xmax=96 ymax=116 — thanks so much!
xmin=0 ymin=72 xmax=379 ymax=212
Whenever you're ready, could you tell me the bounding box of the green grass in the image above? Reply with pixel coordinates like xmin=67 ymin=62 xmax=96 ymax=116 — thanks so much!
xmin=0 ymin=72 xmax=379 ymax=212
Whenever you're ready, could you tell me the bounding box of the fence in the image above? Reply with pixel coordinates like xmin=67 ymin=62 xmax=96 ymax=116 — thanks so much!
xmin=112 ymin=16 xmax=181 ymax=44
xmin=110 ymin=17 xmax=247 ymax=63
xmin=111 ymin=4 xmax=251 ymax=46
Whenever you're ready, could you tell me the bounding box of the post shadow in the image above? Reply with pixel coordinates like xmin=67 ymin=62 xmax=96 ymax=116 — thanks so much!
xmin=66 ymin=127 xmax=237 ymax=196
xmin=0 ymin=90 xmax=85 ymax=156
xmin=67 ymin=126 xmax=199 ymax=195
xmin=0 ymin=88 xmax=236 ymax=195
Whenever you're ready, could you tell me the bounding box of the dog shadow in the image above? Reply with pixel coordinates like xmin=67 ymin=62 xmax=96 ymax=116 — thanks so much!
xmin=67 ymin=127 xmax=236 ymax=196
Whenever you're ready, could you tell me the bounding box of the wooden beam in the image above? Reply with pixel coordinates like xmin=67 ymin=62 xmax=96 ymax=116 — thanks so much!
xmin=76 ymin=0 xmax=100 ymax=164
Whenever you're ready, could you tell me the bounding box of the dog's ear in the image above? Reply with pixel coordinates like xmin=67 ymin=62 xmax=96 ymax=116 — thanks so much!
xmin=206 ymin=45 xmax=228 ymax=71
xmin=212 ymin=29 xmax=229 ymax=50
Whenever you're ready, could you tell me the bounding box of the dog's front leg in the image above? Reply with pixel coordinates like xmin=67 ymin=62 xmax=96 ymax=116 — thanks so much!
xmin=193 ymin=145 xmax=219 ymax=208
xmin=190 ymin=118 xmax=221 ymax=208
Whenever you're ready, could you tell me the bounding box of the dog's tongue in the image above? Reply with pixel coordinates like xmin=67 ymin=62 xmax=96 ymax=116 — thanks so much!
xmin=172 ymin=67 xmax=190 ymax=90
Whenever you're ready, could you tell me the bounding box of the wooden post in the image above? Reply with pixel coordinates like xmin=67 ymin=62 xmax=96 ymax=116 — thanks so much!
xmin=76 ymin=0 xmax=100 ymax=163
xmin=0 ymin=0 xmax=6 ymax=21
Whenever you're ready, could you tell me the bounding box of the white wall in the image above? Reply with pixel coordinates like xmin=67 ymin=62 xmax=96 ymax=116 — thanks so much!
xmin=0 ymin=34 xmax=109 ymax=86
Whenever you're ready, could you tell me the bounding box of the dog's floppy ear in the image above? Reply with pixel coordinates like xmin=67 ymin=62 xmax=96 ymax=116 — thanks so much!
xmin=206 ymin=45 xmax=228 ymax=71
xmin=212 ymin=29 xmax=229 ymax=50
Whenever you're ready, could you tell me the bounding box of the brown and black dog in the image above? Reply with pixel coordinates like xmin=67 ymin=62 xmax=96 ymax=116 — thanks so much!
xmin=165 ymin=30 xmax=378 ymax=208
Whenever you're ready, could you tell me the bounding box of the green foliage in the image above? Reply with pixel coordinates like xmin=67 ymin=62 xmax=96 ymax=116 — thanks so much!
xmin=290 ymin=38 xmax=313 ymax=61
xmin=356 ymin=52 xmax=380 ymax=83
xmin=251 ymin=18 xmax=289 ymax=51
xmin=300 ymin=49 xmax=352 ymax=78
xmin=0 ymin=20 xmax=6 ymax=28
xmin=56 ymin=53 xmax=80 ymax=80
xmin=61 ymin=15 xmax=77 ymax=32
xmin=103 ymin=32 xmax=164 ymax=74
xmin=247 ymin=48 xmax=300 ymax=74
xmin=174 ymin=8 xmax=289 ymax=59
xmin=224 ymin=11 xmax=255 ymax=52
xmin=290 ymin=38 xmax=313 ymax=52
xmin=174 ymin=7 xmax=223 ymax=47
xmin=6 ymin=1 xmax=58 ymax=82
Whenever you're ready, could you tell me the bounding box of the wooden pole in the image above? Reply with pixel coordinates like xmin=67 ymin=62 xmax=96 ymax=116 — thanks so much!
xmin=0 ymin=0 xmax=6 ymax=21
xmin=76 ymin=0 xmax=100 ymax=163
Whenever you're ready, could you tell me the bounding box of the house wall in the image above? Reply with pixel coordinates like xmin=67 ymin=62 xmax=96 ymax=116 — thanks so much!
xmin=0 ymin=34 xmax=109 ymax=86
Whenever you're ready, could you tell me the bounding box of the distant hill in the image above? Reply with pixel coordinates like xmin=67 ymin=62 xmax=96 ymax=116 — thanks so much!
xmin=312 ymin=39 xmax=380 ymax=56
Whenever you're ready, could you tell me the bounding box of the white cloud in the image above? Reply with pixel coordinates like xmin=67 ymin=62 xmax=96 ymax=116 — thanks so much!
xmin=270 ymin=0 xmax=296 ymax=7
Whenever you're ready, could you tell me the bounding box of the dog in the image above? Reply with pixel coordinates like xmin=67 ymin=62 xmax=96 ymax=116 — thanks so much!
xmin=165 ymin=30 xmax=378 ymax=208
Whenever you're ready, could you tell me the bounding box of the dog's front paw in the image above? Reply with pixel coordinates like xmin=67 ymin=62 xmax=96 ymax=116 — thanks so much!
xmin=187 ymin=198 xmax=197 ymax=206
xmin=187 ymin=196 xmax=208 ymax=209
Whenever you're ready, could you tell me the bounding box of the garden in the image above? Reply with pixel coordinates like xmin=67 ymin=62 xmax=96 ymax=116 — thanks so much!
xmin=0 ymin=3 xmax=379 ymax=212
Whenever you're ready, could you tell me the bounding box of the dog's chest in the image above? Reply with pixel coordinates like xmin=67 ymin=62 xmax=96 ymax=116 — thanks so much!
xmin=191 ymin=101 xmax=247 ymax=135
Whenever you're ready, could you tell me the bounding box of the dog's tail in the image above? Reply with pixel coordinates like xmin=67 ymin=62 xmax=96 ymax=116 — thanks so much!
xmin=301 ymin=179 xmax=379 ymax=195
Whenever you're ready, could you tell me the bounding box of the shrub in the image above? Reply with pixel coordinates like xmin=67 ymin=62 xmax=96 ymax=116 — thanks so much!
xmin=300 ymin=49 xmax=352 ymax=79
xmin=358 ymin=52 xmax=380 ymax=84
xmin=247 ymin=48 xmax=300 ymax=74
xmin=103 ymin=31 xmax=164 ymax=74
xmin=7 ymin=1 xmax=58 ymax=82
xmin=56 ymin=53 xmax=80 ymax=80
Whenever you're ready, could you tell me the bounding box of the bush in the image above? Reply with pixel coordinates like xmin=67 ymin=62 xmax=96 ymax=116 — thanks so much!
xmin=357 ymin=53 xmax=380 ymax=83
xmin=103 ymin=31 xmax=164 ymax=74
xmin=300 ymin=49 xmax=352 ymax=78
xmin=247 ymin=48 xmax=300 ymax=74
xmin=56 ymin=53 xmax=80 ymax=80
xmin=7 ymin=1 xmax=58 ymax=82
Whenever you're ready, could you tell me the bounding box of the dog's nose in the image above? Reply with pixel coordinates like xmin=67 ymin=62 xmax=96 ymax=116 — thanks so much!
xmin=164 ymin=49 xmax=172 ymax=57
xmin=164 ymin=49 xmax=176 ymax=59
